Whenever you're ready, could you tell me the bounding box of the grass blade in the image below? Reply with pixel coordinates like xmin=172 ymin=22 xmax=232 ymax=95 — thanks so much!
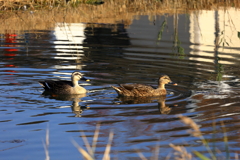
xmin=102 ymin=131 xmax=114 ymax=160
xmin=91 ymin=123 xmax=101 ymax=156
xmin=72 ymin=140 xmax=94 ymax=160
xmin=81 ymin=131 xmax=94 ymax=156
xmin=221 ymin=121 xmax=230 ymax=160
xmin=193 ymin=151 xmax=211 ymax=160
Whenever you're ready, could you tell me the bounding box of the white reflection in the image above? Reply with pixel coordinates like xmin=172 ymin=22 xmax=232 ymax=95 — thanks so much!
xmin=52 ymin=65 xmax=86 ymax=69
xmin=52 ymin=22 xmax=86 ymax=70
xmin=189 ymin=8 xmax=240 ymax=65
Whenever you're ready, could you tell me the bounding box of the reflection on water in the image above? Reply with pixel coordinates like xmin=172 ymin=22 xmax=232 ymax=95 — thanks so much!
xmin=41 ymin=92 xmax=90 ymax=117
xmin=1 ymin=8 xmax=240 ymax=160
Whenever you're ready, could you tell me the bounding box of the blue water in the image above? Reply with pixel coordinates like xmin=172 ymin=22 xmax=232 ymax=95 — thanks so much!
xmin=1 ymin=12 xmax=240 ymax=160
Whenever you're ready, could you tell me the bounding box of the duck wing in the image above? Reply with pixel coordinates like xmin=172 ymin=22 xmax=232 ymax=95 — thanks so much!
xmin=120 ymin=84 xmax=154 ymax=91
xmin=39 ymin=80 xmax=73 ymax=91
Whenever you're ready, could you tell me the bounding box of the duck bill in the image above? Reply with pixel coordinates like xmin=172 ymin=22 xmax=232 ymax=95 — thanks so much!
xmin=169 ymin=81 xmax=177 ymax=86
xmin=80 ymin=77 xmax=90 ymax=81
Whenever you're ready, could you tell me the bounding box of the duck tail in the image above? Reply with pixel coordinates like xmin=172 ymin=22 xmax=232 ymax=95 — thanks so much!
xmin=111 ymin=85 xmax=123 ymax=94
xmin=39 ymin=81 xmax=51 ymax=89
xmin=39 ymin=81 xmax=45 ymax=87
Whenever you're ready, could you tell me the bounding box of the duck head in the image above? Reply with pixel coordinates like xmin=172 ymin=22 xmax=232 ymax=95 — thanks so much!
xmin=71 ymin=71 xmax=90 ymax=82
xmin=158 ymin=75 xmax=177 ymax=88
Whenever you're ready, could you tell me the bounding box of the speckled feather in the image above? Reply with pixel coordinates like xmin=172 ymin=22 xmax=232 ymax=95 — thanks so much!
xmin=112 ymin=84 xmax=167 ymax=97
xmin=111 ymin=75 xmax=175 ymax=97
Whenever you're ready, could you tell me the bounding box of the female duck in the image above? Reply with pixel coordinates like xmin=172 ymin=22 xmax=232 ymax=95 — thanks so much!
xmin=111 ymin=75 xmax=176 ymax=97
xmin=39 ymin=71 xmax=89 ymax=94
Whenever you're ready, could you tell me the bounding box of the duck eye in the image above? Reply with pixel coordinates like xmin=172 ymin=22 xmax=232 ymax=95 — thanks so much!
xmin=75 ymin=73 xmax=81 ymax=76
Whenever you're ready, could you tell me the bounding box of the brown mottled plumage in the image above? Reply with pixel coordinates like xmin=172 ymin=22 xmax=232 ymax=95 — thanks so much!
xmin=39 ymin=71 xmax=89 ymax=94
xmin=111 ymin=75 xmax=176 ymax=97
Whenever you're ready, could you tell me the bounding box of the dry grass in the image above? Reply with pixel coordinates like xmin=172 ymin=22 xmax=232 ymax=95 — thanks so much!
xmin=178 ymin=115 xmax=201 ymax=137
xmin=1 ymin=0 xmax=240 ymax=11
xmin=0 ymin=0 xmax=239 ymax=33
xmin=170 ymin=143 xmax=192 ymax=160
xmin=136 ymin=142 xmax=160 ymax=160
xmin=73 ymin=117 xmax=232 ymax=160
xmin=170 ymin=115 xmax=234 ymax=160
xmin=72 ymin=123 xmax=114 ymax=160
xmin=43 ymin=126 xmax=50 ymax=160
xmin=41 ymin=116 xmax=235 ymax=160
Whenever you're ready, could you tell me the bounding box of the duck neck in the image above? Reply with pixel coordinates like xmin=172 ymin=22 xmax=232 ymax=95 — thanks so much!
xmin=158 ymin=83 xmax=165 ymax=89
xmin=72 ymin=77 xmax=79 ymax=87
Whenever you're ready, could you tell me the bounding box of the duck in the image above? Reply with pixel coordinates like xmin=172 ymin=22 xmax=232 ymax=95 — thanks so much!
xmin=111 ymin=75 xmax=177 ymax=97
xmin=39 ymin=71 xmax=89 ymax=94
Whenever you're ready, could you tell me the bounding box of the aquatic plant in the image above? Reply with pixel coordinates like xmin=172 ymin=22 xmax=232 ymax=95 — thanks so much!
xmin=157 ymin=18 xmax=167 ymax=41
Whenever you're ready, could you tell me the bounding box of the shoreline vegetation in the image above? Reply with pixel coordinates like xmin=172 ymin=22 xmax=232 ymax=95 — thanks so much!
xmin=1 ymin=0 xmax=240 ymax=11
xmin=0 ymin=0 xmax=240 ymax=31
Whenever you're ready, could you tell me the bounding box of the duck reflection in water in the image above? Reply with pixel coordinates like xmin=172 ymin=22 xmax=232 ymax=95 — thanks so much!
xmin=157 ymin=96 xmax=172 ymax=114
xmin=41 ymin=92 xmax=90 ymax=117
xmin=70 ymin=95 xmax=90 ymax=117
xmin=117 ymin=96 xmax=173 ymax=114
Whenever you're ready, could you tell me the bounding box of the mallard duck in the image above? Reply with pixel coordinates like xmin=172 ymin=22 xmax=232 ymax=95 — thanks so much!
xmin=39 ymin=71 xmax=89 ymax=94
xmin=111 ymin=75 xmax=177 ymax=97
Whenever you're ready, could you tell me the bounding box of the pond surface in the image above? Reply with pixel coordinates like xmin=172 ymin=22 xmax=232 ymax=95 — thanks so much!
xmin=1 ymin=8 xmax=240 ymax=160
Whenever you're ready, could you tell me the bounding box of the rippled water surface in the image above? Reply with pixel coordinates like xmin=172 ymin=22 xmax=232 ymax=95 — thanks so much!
xmin=1 ymin=9 xmax=240 ymax=160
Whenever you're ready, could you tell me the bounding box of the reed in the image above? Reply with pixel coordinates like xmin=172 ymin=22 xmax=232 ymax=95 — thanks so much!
xmin=43 ymin=125 xmax=50 ymax=160
xmin=169 ymin=143 xmax=192 ymax=160
xmin=42 ymin=117 xmax=236 ymax=160
xmin=170 ymin=115 xmax=233 ymax=160
xmin=136 ymin=142 xmax=160 ymax=160
xmin=72 ymin=123 xmax=114 ymax=160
